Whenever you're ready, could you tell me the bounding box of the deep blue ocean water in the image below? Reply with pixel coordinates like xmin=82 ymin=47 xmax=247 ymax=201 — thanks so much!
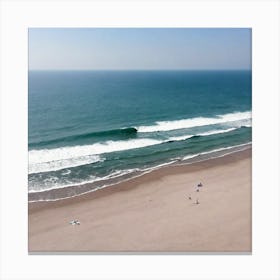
xmin=28 ymin=70 xmax=252 ymax=197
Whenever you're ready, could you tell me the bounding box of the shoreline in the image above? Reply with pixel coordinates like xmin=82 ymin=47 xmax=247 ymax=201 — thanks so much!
xmin=29 ymin=146 xmax=251 ymax=210
xmin=29 ymin=148 xmax=251 ymax=252
xmin=29 ymin=143 xmax=251 ymax=202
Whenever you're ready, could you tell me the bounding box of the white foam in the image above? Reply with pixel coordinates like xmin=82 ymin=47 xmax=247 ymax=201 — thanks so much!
xmin=137 ymin=111 xmax=251 ymax=132
xmin=28 ymin=168 xmax=141 ymax=193
xmin=29 ymin=139 xmax=161 ymax=164
xmin=168 ymin=134 xmax=194 ymax=141
xmin=181 ymin=154 xmax=200 ymax=161
xmin=29 ymin=138 xmax=162 ymax=174
xmin=182 ymin=142 xmax=251 ymax=160
xmin=61 ymin=170 xmax=71 ymax=175
xmin=29 ymin=142 xmax=252 ymax=201
xmin=199 ymin=127 xmax=237 ymax=136
xmin=148 ymin=160 xmax=177 ymax=170
xmin=29 ymin=124 xmax=251 ymax=174
xmin=29 ymin=155 xmax=102 ymax=174
xmin=168 ymin=127 xmax=239 ymax=142
xmin=93 ymin=168 xmax=141 ymax=182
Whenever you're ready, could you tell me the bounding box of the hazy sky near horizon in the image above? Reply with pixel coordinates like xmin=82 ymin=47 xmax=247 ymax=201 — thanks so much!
xmin=29 ymin=28 xmax=251 ymax=70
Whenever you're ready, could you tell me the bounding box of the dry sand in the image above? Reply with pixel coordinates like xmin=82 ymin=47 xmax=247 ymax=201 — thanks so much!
xmin=28 ymin=148 xmax=252 ymax=253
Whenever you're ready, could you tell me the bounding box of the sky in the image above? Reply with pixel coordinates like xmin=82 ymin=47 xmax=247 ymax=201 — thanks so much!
xmin=29 ymin=28 xmax=251 ymax=70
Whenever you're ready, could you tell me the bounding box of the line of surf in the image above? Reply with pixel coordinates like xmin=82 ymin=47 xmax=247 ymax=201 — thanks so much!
xmin=28 ymin=142 xmax=251 ymax=201
xmin=167 ymin=127 xmax=244 ymax=142
xmin=28 ymin=138 xmax=162 ymax=174
xmin=28 ymin=126 xmax=250 ymax=174
xmin=137 ymin=111 xmax=251 ymax=132
xmin=29 ymin=127 xmax=138 ymax=147
xmin=28 ymin=155 xmax=103 ymax=174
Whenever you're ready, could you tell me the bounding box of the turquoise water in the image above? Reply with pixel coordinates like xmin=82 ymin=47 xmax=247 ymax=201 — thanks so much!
xmin=28 ymin=70 xmax=252 ymax=197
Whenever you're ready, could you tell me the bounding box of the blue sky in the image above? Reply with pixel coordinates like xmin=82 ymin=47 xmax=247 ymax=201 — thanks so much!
xmin=29 ymin=28 xmax=251 ymax=70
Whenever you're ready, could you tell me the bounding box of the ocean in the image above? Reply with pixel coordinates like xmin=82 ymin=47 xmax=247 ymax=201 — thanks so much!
xmin=28 ymin=70 xmax=252 ymax=201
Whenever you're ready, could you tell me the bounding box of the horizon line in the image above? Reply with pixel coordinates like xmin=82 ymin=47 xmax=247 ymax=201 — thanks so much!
xmin=29 ymin=68 xmax=251 ymax=71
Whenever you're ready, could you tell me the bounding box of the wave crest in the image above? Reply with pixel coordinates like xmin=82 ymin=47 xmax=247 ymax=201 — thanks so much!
xmin=137 ymin=111 xmax=251 ymax=132
xmin=29 ymin=127 xmax=138 ymax=147
xmin=28 ymin=125 xmax=251 ymax=174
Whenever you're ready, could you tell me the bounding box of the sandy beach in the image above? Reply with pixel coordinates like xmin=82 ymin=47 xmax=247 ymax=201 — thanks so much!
xmin=28 ymin=148 xmax=252 ymax=253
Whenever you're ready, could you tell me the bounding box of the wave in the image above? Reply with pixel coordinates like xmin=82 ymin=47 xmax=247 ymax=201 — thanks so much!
xmin=29 ymin=155 xmax=103 ymax=174
xmin=199 ymin=127 xmax=237 ymax=136
xmin=168 ymin=127 xmax=239 ymax=142
xmin=28 ymin=126 xmax=250 ymax=174
xmin=29 ymin=112 xmax=251 ymax=148
xmin=29 ymin=138 xmax=161 ymax=164
xmin=182 ymin=142 xmax=251 ymax=160
xmin=29 ymin=138 xmax=162 ymax=174
xmin=29 ymin=168 xmax=141 ymax=193
xmin=137 ymin=111 xmax=251 ymax=132
xmin=29 ymin=142 xmax=251 ymax=200
xmin=29 ymin=127 xmax=138 ymax=147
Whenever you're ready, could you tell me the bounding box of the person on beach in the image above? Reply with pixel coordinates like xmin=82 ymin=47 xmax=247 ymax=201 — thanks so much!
xmin=195 ymin=199 xmax=200 ymax=205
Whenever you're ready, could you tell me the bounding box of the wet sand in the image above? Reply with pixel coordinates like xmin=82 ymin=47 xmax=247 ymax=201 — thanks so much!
xmin=29 ymin=148 xmax=252 ymax=252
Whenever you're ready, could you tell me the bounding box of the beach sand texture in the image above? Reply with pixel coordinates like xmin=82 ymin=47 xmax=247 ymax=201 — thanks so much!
xmin=29 ymin=149 xmax=251 ymax=252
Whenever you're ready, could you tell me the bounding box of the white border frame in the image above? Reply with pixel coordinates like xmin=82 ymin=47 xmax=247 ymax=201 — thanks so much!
xmin=1 ymin=0 xmax=279 ymax=279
